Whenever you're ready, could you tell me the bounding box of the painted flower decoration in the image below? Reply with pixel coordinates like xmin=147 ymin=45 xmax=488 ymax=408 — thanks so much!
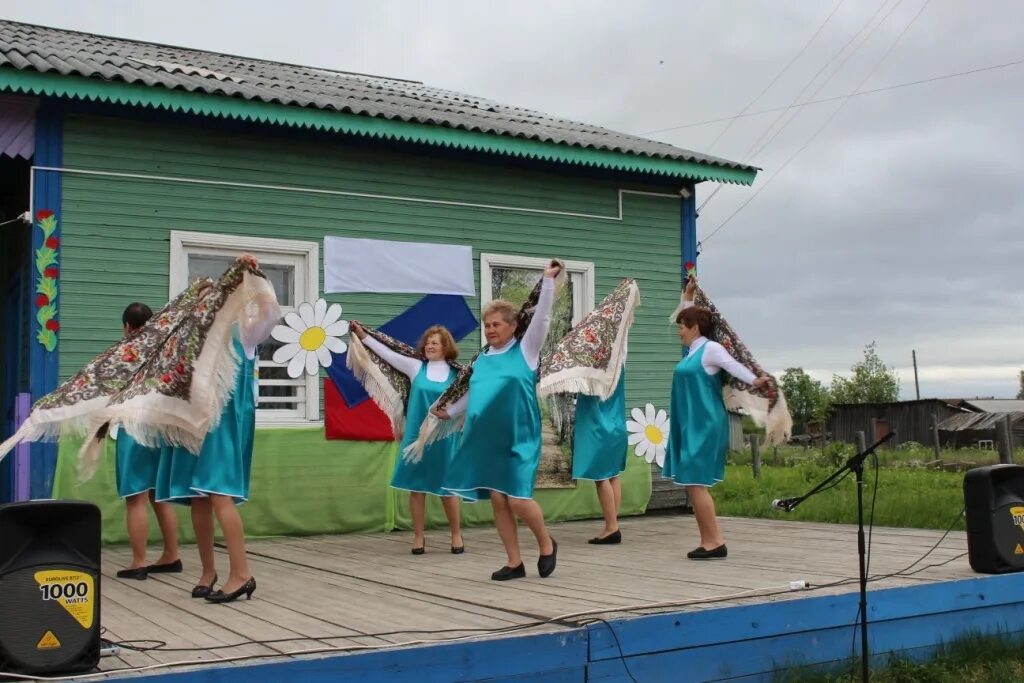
xmin=627 ymin=403 xmax=670 ymax=467
xmin=684 ymin=261 xmax=697 ymax=278
xmin=271 ymin=299 xmax=348 ymax=378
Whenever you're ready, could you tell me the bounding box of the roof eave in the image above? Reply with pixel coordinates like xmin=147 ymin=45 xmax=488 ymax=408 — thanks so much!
xmin=0 ymin=68 xmax=758 ymax=186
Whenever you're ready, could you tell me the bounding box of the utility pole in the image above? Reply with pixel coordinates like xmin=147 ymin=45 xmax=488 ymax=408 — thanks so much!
xmin=912 ymin=350 xmax=921 ymax=400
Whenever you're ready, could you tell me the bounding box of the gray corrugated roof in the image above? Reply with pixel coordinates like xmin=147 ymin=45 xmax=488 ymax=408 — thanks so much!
xmin=964 ymin=399 xmax=1024 ymax=413
xmin=0 ymin=20 xmax=755 ymax=173
xmin=938 ymin=411 xmax=1024 ymax=431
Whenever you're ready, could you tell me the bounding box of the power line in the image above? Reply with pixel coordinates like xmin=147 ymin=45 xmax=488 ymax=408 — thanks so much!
xmin=697 ymin=0 xmax=902 ymax=212
xmin=641 ymin=58 xmax=1024 ymax=134
xmin=701 ymin=0 xmax=934 ymax=247
xmin=704 ymin=0 xmax=848 ymax=153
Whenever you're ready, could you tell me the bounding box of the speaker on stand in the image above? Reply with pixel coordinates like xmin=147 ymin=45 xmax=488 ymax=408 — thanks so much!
xmin=964 ymin=464 xmax=1024 ymax=574
xmin=0 ymin=500 xmax=101 ymax=675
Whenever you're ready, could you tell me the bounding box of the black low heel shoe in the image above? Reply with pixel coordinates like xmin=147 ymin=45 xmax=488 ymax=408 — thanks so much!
xmin=687 ymin=544 xmax=728 ymax=560
xmin=411 ymin=546 xmax=426 ymax=555
xmin=587 ymin=530 xmax=622 ymax=545
xmin=191 ymin=574 xmax=218 ymax=599
xmin=450 ymin=544 xmax=465 ymax=554
xmin=205 ymin=577 xmax=256 ymax=603
xmin=491 ymin=564 xmax=526 ymax=581
xmin=538 ymin=539 xmax=558 ymax=578
xmin=146 ymin=559 xmax=183 ymax=574
xmin=116 ymin=567 xmax=148 ymax=580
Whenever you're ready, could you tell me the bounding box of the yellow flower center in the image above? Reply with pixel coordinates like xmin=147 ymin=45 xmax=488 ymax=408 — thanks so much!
xmin=644 ymin=425 xmax=664 ymax=445
xmin=299 ymin=326 xmax=327 ymax=351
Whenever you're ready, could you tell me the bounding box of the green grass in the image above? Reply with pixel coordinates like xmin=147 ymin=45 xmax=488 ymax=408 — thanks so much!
xmin=776 ymin=632 xmax=1024 ymax=682
xmin=714 ymin=463 xmax=966 ymax=530
xmin=730 ymin=444 xmax=1023 ymax=470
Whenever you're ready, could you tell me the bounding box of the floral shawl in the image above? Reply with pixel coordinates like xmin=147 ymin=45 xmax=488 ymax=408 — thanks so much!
xmin=669 ymin=286 xmax=792 ymax=445
xmin=0 ymin=258 xmax=280 ymax=480
xmin=345 ymin=328 xmax=464 ymax=441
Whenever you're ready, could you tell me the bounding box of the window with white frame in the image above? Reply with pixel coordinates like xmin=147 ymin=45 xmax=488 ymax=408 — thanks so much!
xmin=169 ymin=231 xmax=320 ymax=424
xmin=479 ymin=253 xmax=595 ymax=353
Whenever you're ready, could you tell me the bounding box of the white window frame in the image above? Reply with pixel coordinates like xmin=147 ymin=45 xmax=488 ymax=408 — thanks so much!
xmin=479 ymin=253 xmax=595 ymax=328
xmin=169 ymin=230 xmax=321 ymax=425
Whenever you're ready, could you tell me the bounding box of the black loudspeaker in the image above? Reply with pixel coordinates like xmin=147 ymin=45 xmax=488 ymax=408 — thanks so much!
xmin=0 ymin=500 xmax=101 ymax=675
xmin=964 ymin=464 xmax=1024 ymax=574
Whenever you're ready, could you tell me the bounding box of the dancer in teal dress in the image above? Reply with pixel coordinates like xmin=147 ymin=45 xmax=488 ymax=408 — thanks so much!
xmin=663 ymin=278 xmax=769 ymax=560
xmin=114 ymin=303 xmax=181 ymax=581
xmin=438 ymin=260 xmax=562 ymax=581
xmin=155 ymin=255 xmax=278 ymax=603
xmin=349 ymin=322 xmax=464 ymax=555
xmin=573 ymin=369 xmax=628 ymax=545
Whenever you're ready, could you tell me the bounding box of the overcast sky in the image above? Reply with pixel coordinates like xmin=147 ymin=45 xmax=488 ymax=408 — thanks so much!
xmin=6 ymin=0 xmax=1023 ymax=399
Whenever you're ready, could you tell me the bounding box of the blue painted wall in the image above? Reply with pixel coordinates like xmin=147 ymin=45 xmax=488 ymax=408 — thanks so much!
xmin=28 ymin=99 xmax=62 ymax=498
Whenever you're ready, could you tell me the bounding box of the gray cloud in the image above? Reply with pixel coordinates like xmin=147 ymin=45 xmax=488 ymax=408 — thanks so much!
xmin=5 ymin=0 xmax=1022 ymax=398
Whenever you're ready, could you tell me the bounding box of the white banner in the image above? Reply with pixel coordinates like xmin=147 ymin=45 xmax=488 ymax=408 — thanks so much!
xmin=324 ymin=236 xmax=475 ymax=295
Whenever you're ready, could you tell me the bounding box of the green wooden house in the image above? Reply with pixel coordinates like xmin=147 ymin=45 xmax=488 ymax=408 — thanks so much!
xmin=0 ymin=20 xmax=757 ymax=539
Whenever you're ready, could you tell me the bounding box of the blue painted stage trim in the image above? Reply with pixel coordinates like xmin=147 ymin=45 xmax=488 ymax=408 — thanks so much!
xmin=105 ymin=631 xmax=588 ymax=683
xmin=586 ymin=574 xmax=1024 ymax=682
xmin=680 ymin=186 xmax=697 ymax=280
xmin=29 ymin=99 xmax=63 ymax=499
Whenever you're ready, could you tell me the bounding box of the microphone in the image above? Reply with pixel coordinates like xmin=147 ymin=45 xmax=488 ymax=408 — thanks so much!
xmin=771 ymin=497 xmax=799 ymax=511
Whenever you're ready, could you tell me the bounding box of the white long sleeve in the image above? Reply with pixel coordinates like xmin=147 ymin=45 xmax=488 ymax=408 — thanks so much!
xmin=363 ymin=336 xmax=422 ymax=380
xmin=689 ymin=338 xmax=757 ymax=385
xmin=518 ymin=277 xmax=555 ymax=370
xmin=240 ymin=299 xmax=281 ymax=360
xmin=445 ymin=393 xmax=469 ymax=417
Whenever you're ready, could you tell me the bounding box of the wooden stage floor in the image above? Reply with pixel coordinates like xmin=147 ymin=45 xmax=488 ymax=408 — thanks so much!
xmin=92 ymin=515 xmax=972 ymax=678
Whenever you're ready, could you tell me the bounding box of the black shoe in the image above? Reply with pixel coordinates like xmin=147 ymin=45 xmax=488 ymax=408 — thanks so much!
xmin=191 ymin=574 xmax=218 ymax=599
xmin=146 ymin=559 xmax=183 ymax=574
xmin=411 ymin=546 xmax=426 ymax=555
xmin=451 ymin=544 xmax=465 ymax=555
xmin=538 ymin=539 xmax=558 ymax=578
xmin=588 ymin=530 xmax=622 ymax=545
xmin=491 ymin=564 xmax=526 ymax=581
xmin=205 ymin=577 xmax=256 ymax=604
xmin=687 ymin=544 xmax=728 ymax=560
xmin=116 ymin=567 xmax=148 ymax=580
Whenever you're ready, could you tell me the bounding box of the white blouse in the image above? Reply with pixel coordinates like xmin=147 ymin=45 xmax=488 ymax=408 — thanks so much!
xmin=363 ymin=335 xmax=451 ymax=382
xmin=681 ymin=301 xmax=757 ymax=384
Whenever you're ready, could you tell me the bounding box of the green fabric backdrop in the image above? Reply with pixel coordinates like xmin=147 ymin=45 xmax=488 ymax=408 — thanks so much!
xmin=52 ymin=429 xmax=651 ymax=544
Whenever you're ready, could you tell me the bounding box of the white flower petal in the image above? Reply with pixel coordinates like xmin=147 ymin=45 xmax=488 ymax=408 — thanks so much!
xmin=298 ymin=302 xmax=316 ymax=328
xmin=654 ymin=444 xmax=666 ymax=467
xmin=625 ymin=419 xmax=644 ymax=433
xmin=627 ymin=431 xmax=646 ymax=445
xmin=305 ymin=349 xmax=320 ymax=376
xmin=271 ymin=325 xmax=300 ymax=343
xmin=635 ymin=440 xmax=650 ymax=459
xmin=630 ymin=407 xmax=647 ymax=425
xmin=284 ymin=311 xmax=308 ymax=332
xmin=273 ymin=343 xmax=302 ymax=364
xmin=645 ymin=403 xmax=656 ymax=425
xmin=313 ymin=299 xmax=328 ymax=326
xmin=323 ymin=336 xmax=347 ymax=354
xmin=322 ymin=303 xmax=343 ymax=328
xmin=316 ymin=345 xmax=333 ymax=369
xmin=655 ymin=410 xmax=669 ymax=429
xmin=325 ymin=319 xmax=349 ymax=337
xmin=286 ymin=351 xmax=307 ymax=378
xmin=645 ymin=448 xmax=656 ymax=464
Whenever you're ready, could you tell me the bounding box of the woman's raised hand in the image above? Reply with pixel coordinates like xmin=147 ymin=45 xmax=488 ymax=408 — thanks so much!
xmin=544 ymin=260 xmax=562 ymax=279
xmin=350 ymin=321 xmax=367 ymax=340
xmin=684 ymin=276 xmax=697 ymax=301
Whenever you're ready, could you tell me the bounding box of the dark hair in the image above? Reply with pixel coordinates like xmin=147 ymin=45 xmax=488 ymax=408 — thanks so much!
xmin=676 ymin=306 xmax=714 ymax=338
xmin=122 ymin=302 xmax=154 ymax=331
xmin=417 ymin=325 xmax=459 ymax=361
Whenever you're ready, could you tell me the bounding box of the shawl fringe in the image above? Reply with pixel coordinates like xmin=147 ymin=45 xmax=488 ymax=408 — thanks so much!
xmin=346 ymin=334 xmax=408 ymax=440
xmin=401 ymin=410 xmax=465 ymax=464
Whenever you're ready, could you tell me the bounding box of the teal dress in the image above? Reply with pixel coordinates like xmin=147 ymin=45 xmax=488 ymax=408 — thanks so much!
xmin=391 ymin=363 xmax=458 ymax=496
xmin=571 ymin=369 xmax=627 ymax=481
xmin=155 ymin=338 xmax=257 ymax=505
xmin=114 ymin=431 xmax=161 ymax=498
xmin=444 ymin=341 xmax=542 ymax=501
xmin=661 ymin=344 xmax=729 ymax=487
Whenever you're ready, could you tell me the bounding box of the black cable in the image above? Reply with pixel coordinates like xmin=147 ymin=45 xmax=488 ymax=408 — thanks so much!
xmin=582 ymin=618 xmax=640 ymax=683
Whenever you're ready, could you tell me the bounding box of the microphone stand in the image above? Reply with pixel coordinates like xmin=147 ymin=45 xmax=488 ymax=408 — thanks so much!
xmin=775 ymin=431 xmax=895 ymax=683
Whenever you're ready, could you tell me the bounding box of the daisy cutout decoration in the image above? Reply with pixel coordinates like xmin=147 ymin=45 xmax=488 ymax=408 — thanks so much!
xmin=627 ymin=403 xmax=669 ymax=467
xmin=271 ymin=299 xmax=348 ymax=378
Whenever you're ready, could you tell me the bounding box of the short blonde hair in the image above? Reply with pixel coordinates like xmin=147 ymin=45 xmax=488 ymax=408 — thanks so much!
xmin=417 ymin=325 xmax=459 ymax=361
xmin=482 ymin=299 xmax=518 ymax=325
